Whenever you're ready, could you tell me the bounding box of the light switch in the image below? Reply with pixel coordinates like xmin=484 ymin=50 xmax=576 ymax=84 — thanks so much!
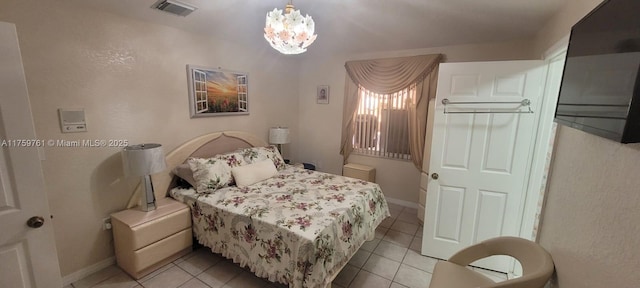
xmin=58 ymin=108 xmax=87 ymax=133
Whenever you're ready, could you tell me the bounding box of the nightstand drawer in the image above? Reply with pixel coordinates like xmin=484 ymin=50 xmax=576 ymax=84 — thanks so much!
xmin=111 ymin=199 xmax=191 ymax=251
xmin=132 ymin=228 xmax=192 ymax=272
xmin=129 ymin=208 xmax=191 ymax=250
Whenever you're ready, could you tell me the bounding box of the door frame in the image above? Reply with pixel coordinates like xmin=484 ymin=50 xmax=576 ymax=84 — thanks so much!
xmin=513 ymin=35 xmax=569 ymax=278
xmin=518 ymin=35 xmax=569 ymax=241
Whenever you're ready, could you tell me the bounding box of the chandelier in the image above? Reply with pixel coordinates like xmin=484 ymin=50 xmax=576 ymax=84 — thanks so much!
xmin=264 ymin=2 xmax=317 ymax=55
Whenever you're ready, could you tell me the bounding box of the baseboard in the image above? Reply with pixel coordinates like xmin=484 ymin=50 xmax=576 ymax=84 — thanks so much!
xmin=385 ymin=196 xmax=419 ymax=209
xmin=62 ymin=256 xmax=115 ymax=286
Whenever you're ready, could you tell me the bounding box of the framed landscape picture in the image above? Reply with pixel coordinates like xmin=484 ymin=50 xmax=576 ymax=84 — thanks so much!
xmin=187 ymin=65 xmax=249 ymax=117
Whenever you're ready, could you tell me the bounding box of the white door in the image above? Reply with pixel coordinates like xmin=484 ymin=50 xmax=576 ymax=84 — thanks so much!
xmin=0 ymin=22 xmax=62 ymax=288
xmin=422 ymin=61 xmax=544 ymax=272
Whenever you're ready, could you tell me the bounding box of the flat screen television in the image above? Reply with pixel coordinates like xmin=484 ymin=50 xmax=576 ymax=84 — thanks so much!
xmin=555 ymin=0 xmax=640 ymax=143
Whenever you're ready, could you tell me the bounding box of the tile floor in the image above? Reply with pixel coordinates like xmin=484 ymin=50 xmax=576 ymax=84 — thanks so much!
xmin=66 ymin=204 xmax=507 ymax=288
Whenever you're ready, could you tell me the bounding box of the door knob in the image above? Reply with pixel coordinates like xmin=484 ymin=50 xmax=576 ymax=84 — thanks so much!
xmin=27 ymin=216 xmax=45 ymax=228
xmin=431 ymin=173 xmax=439 ymax=180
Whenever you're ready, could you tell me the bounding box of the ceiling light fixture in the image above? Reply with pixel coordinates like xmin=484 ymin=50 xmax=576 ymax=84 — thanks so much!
xmin=264 ymin=1 xmax=317 ymax=55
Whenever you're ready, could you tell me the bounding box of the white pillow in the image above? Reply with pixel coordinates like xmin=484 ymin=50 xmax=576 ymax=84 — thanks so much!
xmin=231 ymin=159 xmax=277 ymax=187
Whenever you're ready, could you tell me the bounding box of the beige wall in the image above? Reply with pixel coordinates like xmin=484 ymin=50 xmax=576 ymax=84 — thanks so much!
xmin=532 ymin=0 xmax=604 ymax=57
xmin=540 ymin=127 xmax=640 ymax=287
xmin=296 ymin=40 xmax=537 ymax=204
xmin=0 ymin=0 xmax=300 ymax=277
xmin=533 ymin=0 xmax=640 ymax=287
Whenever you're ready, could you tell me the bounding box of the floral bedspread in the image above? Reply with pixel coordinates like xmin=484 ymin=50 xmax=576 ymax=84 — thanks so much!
xmin=170 ymin=165 xmax=390 ymax=288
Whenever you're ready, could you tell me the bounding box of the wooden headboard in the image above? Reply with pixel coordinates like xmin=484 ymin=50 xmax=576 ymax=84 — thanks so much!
xmin=126 ymin=131 xmax=268 ymax=208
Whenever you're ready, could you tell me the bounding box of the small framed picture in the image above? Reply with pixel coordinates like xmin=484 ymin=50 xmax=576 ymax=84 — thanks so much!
xmin=317 ymin=85 xmax=329 ymax=104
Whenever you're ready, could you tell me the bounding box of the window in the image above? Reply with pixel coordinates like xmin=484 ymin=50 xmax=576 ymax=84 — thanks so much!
xmin=352 ymin=85 xmax=415 ymax=160
xmin=193 ymin=69 xmax=208 ymax=113
xmin=237 ymin=75 xmax=248 ymax=112
xmin=341 ymin=54 xmax=442 ymax=169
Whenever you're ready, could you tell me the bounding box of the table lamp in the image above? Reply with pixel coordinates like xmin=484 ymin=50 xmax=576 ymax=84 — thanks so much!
xmin=269 ymin=127 xmax=290 ymax=154
xmin=122 ymin=143 xmax=167 ymax=211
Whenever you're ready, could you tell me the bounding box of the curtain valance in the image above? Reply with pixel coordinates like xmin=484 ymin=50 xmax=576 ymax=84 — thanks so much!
xmin=344 ymin=54 xmax=442 ymax=94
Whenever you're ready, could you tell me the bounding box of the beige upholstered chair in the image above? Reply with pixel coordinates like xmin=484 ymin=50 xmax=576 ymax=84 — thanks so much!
xmin=428 ymin=236 xmax=554 ymax=288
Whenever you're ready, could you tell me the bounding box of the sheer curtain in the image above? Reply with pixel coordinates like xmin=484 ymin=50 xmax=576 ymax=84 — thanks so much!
xmin=340 ymin=54 xmax=443 ymax=169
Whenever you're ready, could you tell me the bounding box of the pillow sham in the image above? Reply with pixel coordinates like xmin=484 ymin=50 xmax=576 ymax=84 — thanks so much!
xmin=187 ymin=157 xmax=234 ymax=194
xmin=231 ymin=159 xmax=278 ymax=187
xmin=214 ymin=151 xmax=246 ymax=168
xmin=235 ymin=145 xmax=286 ymax=170
xmin=186 ymin=152 xmax=247 ymax=193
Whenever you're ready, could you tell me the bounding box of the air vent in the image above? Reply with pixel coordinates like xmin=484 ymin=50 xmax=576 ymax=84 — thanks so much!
xmin=152 ymin=0 xmax=196 ymax=17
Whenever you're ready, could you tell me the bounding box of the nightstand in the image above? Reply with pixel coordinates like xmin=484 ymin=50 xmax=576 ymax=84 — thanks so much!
xmin=111 ymin=198 xmax=192 ymax=279
xmin=343 ymin=163 xmax=376 ymax=182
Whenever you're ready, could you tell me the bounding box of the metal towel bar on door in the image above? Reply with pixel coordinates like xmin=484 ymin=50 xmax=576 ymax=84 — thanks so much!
xmin=441 ymin=98 xmax=534 ymax=114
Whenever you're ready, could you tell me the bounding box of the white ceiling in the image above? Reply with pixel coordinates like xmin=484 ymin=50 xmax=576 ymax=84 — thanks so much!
xmin=71 ymin=0 xmax=566 ymax=57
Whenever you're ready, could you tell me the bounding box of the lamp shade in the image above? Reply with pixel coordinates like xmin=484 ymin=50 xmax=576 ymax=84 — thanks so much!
xmin=269 ymin=127 xmax=290 ymax=144
xmin=122 ymin=143 xmax=167 ymax=176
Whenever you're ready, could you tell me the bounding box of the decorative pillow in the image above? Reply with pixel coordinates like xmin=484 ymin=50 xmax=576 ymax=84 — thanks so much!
xmin=172 ymin=164 xmax=197 ymax=187
xmin=236 ymin=145 xmax=286 ymax=170
xmin=231 ymin=159 xmax=278 ymax=188
xmin=187 ymin=157 xmax=234 ymax=194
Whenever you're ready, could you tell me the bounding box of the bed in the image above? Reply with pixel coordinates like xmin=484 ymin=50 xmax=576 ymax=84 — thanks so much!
xmin=128 ymin=131 xmax=390 ymax=288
